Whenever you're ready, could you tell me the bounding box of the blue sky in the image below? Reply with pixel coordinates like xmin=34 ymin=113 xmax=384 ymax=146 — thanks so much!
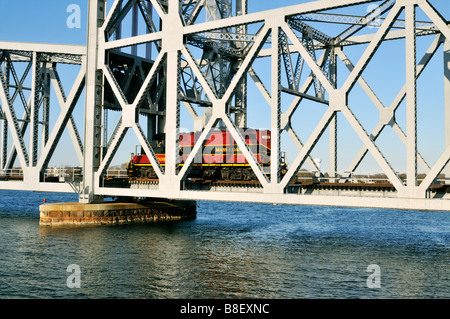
xmin=0 ymin=1 xmax=87 ymax=45
xmin=0 ymin=0 xmax=449 ymax=175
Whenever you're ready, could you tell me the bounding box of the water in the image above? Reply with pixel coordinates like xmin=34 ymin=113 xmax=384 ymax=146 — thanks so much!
xmin=0 ymin=190 xmax=448 ymax=299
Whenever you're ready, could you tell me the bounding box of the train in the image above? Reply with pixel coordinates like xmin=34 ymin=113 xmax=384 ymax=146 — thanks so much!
xmin=127 ymin=128 xmax=287 ymax=181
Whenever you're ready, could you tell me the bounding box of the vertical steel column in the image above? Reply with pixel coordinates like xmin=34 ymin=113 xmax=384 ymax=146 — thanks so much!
xmin=0 ymin=60 xmax=8 ymax=170
xmin=165 ymin=51 xmax=180 ymax=179
xmin=157 ymin=2 xmax=168 ymax=137
xmin=29 ymin=52 xmax=40 ymax=168
xmin=234 ymin=0 xmax=247 ymax=128
xmin=329 ymin=115 xmax=337 ymax=181
xmin=146 ymin=1 xmax=153 ymax=60
xmin=81 ymin=0 xmax=105 ymax=203
xmin=132 ymin=3 xmax=139 ymax=56
xmin=445 ymin=39 xmax=450 ymax=184
xmin=405 ymin=4 xmax=418 ymax=190
xmin=0 ymin=116 xmax=6 ymax=170
xmin=329 ymin=49 xmax=337 ymax=182
xmin=41 ymin=63 xmax=51 ymax=151
xmin=146 ymin=1 xmax=154 ymax=141
xmin=271 ymin=26 xmax=281 ymax=187
xmin=115 ymin=2 xmax=122 ymax=52
xmin=161 ymin=0 xmax=182 ymax=193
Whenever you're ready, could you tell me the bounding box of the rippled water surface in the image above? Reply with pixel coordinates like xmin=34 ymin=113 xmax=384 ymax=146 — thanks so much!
xmin=0 ymin=190 xmax=448 ymax=299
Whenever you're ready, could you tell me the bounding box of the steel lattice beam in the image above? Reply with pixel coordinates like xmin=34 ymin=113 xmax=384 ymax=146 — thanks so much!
xmin=0 ymin=0 xmax=449 ymax=211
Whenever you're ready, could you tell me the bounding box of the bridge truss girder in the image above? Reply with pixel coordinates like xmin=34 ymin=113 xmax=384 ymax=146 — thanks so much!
xmin=0 ymin=43 xmax=85 ymax=193
xmin=83 ymin=0 xmax=450 ymax=209
xmin=1 ymin=0 xmax=450 ymax=211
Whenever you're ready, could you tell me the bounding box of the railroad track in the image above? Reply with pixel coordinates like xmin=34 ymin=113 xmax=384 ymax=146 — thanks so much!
xmin=206 ymin=179 xmax=263 ymax=188
xmin=123 ymin=177 xmax=450 ymax=193
xmin=129 ymin=178 xmax=160 ymax=185
xmin=128 ymin=177 xmax=263 ymax=188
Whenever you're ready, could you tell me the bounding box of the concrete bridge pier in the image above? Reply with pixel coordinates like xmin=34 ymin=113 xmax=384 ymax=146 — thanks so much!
xmin=39 ymin=199 xmax=197 ymax=226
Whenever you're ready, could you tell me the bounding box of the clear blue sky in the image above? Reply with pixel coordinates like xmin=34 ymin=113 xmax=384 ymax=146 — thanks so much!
xmin=0 ymin=0 xmax=449 ymax=175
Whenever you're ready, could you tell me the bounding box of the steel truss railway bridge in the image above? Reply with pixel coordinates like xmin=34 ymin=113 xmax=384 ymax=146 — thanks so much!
xmin=1 ymin=0 xmax=450 ymax=211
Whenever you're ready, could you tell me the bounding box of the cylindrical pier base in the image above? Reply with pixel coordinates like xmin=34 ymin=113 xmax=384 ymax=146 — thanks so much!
xmin=39 ymin=200 xmax=197 ymax=226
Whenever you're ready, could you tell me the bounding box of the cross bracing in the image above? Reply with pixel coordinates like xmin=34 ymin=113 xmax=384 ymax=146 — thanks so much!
xmin=0 ymin=42 xmax=85 ymax=193
xmin=0 ymin=0 xmax=450 ymax=211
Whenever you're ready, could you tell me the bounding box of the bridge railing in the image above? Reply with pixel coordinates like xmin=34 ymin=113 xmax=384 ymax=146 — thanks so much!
xmin=44 ymin=167 xmax=83 ymax=182
xmin=2 ymin=166 xmax=447 ymax=187
xmin=42 ymin=167 xmax=128 ymax=182
xmin=295 ymin=171 xmax=448 ymax=186
xmin=104 ymin=169 xmax=128 ymax=179
xmin=0 ymin=169 xmax=24 ymax=180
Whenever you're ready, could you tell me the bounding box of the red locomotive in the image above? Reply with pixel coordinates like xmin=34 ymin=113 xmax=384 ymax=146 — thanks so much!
xmin=127 ymin=128 xmax=282 ymax=181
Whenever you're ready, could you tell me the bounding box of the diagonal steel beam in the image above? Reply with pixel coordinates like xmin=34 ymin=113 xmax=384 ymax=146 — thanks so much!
xmin=49 ymin=67 xmax=84 ymax=165
xmin=285 ymin=124 xmax=320 ymax=172
xmin=281 ymin=22 xmax=334 ymax=95
xmin=103 ymin=64 xmax=129 ymax=108
xmin=418 ymin=0 xmax=450 ymax=41
xmin=280 ymin=108 xmax=336 ymax=189
xmin=132 ymin=52 xmax=166 ymax=108
xmin=149 ymin=0 xmax=167 ymax=19
xmin=336 ymin=36 xmax=441 ymax=174
xmin=184 ymin=0 xmax=377 ymax=35
xmin=182 ymin=0 xmax=205 ymax=26
xmin=222 ymin=114 xmax=270 ymax=187
xmin=104 ymin=0 xmax=137 ymax=40
xmin=336 ymin=0 xmax=396 ymax=44
xmin=133 ymin=121 xmax=164 ymax=179
xmin=222 ymin=24 xmax=271 ymax=103
xmin=0 ymin=66 xmax=29 ymax=168
xmin=96 ymin=124 xmax=128 ymax=178
xmin=177 ymin=115 xmax=218 ymax=180
xmin=7 ymin=56 xmax=32 ymax=115
xmin=248 ymin=67 xmax=271 ymax=102
xmin=37 ymin=66 xmax=85 ymax=171
xmin=341 ymin=4 xmax=402 ymax=94
xmin=182 ymin=44 xmax=219 ymax=103
xmin=340 ymin=105 xmax=404 ymax=190
xmin=419 ymin=146 xmax=450 ymax=193
xmin=2 ymin=59 xmax=33 ymax=170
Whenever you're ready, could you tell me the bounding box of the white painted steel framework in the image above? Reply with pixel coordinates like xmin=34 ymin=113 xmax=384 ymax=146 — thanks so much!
xmin=0 ymin=42 xmax=85 ymax=193
xmin=1 ymin=0 xmax=450 ymax=211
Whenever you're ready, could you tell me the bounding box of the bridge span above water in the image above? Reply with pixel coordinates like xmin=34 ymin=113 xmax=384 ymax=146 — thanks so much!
xmin=1 ymin=0 xmax=450 ymax=212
